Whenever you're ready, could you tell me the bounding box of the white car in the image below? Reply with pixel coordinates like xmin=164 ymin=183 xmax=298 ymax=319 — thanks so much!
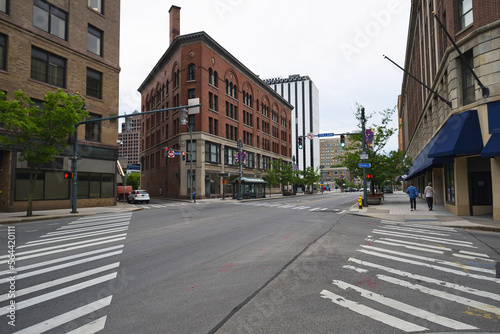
xmin=128 ymin=190 xmax=150 ymax=204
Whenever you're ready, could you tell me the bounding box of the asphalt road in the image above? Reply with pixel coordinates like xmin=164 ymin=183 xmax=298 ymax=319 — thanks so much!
xmin=1 ymin=192 xmax=499 ymax=333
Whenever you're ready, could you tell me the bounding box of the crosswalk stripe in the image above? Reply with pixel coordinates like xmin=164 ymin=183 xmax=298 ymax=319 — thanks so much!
xmin=373 ymin=240 xmax=444 ymax=254
xmin=0 ymin=245 xmax=123 ymax=277
xmin=48 ymin=222 xmax=130 ymax=234
xmin=330 ymin=280 xmax=477 ymax=330
xmin=348 ymin=257 xmax=500 ymax=302
xmin=378 ymin=274 xmax=500 ymax=314
xmin=28 ymin=227 xmax=128 ymax=245
xmin=357 ymin=249 xmax=500 ymax=283
xmin=452 ymin=253 xmax=496 ymax=262
xmin=64 ymin=218 xmax=131 ymax=228
xmin=13 ymin=296 xmax=112 ymax=334
xmin=0 ymin=273 xmax=116 ymax=316
xmin=2 ymin=250 xmax=122 ymax=282
xmin=75 ymin=213 xmax=132 ymax=221
xmin=320 ymin=289 xmax=428 ymax=332
xmin=380 ymin=221 xmax=457 ymax=232
xmin=379 ymin=226 xmax=452 ymax=236
xmin=1 ymin=237 xmax=126 ymax=263
xmin=17 ymin=234 xmax=127 ymax=250
xmin=372 ymin=230 xmax=477 ymax=248
xmin=66 ymin=316 xmax=107 ymax=334
xmin=360 ymin=245 xmax=495 ymax=274
xmin=379 ymin=238 xmax=452 ymax=251
xmin=459 ymin=250 xmax=491 ymax=258
xmin=0 ymin=263 xmax=120 ymax=302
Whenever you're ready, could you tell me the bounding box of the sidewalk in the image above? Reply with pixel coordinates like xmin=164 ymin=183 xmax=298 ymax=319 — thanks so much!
xmin=348 ymin=191 xmax=500 ymax=231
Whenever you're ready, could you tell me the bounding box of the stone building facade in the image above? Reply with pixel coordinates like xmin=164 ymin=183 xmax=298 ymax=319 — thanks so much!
xmin=400 ymin=0 xmax=500 ymax=220
xmin=0 ymin=0 xmax=120 ymax=211
xmin=138 ymin=6 xmax=293 ymax=199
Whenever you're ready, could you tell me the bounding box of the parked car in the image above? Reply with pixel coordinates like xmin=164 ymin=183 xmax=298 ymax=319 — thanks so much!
xmin=128 ymin=190 xmax=150 ymax=204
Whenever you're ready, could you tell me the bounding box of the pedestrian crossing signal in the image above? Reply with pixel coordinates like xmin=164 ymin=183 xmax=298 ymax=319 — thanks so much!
xmin=64 ymin=172 xmax=73 ymax=179
xmin=367 ymin=174 xmax=373 ymax=179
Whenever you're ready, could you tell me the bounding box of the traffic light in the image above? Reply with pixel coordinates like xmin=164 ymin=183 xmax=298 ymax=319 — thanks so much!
xmin=297 ymin=137 xmax=303 ymax=149
xmin=182 ymin=152 xmax=186 ymax=161
xmin=164 ymin=147 xmax=169 ymax=156
xmin=340 ymin=135 xmax=346 ymax=148
xmin=64 ymin=172 xmax=73 ymax=179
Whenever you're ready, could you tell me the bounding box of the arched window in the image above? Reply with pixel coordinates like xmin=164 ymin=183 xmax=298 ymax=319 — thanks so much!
xmin=188 ymin=63 xmax=196 ymax=81
xmin=209 ymin=68 xmax=213 ymax=85
xmin=214 ymin=71 xmax=218 ymax=87
xmin=226 ymin=79 xmax=229 ymax=94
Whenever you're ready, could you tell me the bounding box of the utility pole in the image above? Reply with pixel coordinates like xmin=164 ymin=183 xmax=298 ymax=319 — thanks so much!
xmin=237 ymin=138 xmax=243 ymax=200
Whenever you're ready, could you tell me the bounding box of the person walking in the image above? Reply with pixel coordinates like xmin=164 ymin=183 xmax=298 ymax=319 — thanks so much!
xmin=406 ymin=183 xmax=419 ymax=211
xmin=192 ymin=188 xmax=196 ymax=203
xmin=424 ymin=182 xmax=436 ymax=211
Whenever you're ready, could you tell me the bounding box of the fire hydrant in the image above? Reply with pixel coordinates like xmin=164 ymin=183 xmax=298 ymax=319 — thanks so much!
xmin=357 ymin=196 xmax=363 ymax=209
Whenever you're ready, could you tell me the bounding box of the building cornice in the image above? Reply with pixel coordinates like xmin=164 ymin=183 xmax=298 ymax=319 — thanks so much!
xmin=137 ymin=31 xmax=294 ymax=111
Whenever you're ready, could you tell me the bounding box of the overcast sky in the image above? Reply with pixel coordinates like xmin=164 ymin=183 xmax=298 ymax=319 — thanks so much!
xmin=119 ymin=0 xmax=411 ymax=152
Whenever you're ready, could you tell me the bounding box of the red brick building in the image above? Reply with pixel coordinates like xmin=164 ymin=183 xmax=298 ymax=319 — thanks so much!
xmin=0 ymin=0 xmax=120 ymax=212
xmin=399 ymin=0 xmax=500 ymax=220
xmin=138 ymin=6 xmax=293 ymax=199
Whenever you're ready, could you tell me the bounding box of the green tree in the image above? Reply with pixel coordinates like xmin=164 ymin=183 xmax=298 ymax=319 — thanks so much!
xmin=0 ymin=89 xmax=87 ymax=216
xmin=264 ymin=158 xmax=295 ymax=196
xmin=300 ymin=167 xmax=321 ymax=193
xmin=341 ymin=104 xmax=412 ymax=193
xmin=126 ymin=173 xmax=140 ymax=190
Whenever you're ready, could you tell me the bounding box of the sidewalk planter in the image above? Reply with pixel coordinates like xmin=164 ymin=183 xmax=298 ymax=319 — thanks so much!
xmin=367 ymin=193 xmax=384 ymax=205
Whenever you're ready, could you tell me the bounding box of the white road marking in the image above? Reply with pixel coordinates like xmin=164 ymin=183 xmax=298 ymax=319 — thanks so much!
xmin=331 ymin=280 xmax=477 ymax=330
xmin=13 ymin=297 xmax=112 ymax=334
xmin=66 ymin=316 xmax=107 ymax=334
xmin=320 ymin=290 xmax=427 ymax=332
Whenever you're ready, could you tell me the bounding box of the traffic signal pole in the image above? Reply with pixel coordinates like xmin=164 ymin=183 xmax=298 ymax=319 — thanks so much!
xmin=70 ymin=104 xmax=201 ymax=213
xmin=361 ymin=107 xmax=368 ymax=207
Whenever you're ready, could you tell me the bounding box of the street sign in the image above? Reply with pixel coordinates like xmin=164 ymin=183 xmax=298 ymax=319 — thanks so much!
xmin=217 ymin=173 xmax=230 ymax=177
xmin=168 ymin=151 xmax=175 ymax=158
xmin=358 ymin=163 xmax=371 ymax=168
xmin=360 ymin=152 xmax=369 ymax=160
xmin=307 ymin=132 xmax=314 ymax=140
xmin=318 ymin=133 xmax=335 ymax=138
xmin=174 ymin=151 xmax=182 ymax=155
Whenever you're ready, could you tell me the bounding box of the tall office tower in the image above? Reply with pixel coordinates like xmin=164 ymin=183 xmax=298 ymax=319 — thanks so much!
xmin=264 ymin=75 xmax=320 ymax=171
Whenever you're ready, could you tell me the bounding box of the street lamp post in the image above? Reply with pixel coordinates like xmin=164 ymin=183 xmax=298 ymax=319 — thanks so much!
xmin=237 ymin=138 xmax=243 ymax=200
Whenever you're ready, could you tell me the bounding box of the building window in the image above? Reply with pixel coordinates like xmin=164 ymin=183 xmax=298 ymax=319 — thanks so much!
xmin=86 ymin=68 xmax=102 ymax=99
xmin=458 ymin=0 xmax=473 ymax=31
xmin=444 ymin=162 xmax=455 ymax=204
xmin=1 ymin=0 xmax=8 ymax=14
xmin=462 ymin=50 xmax=475 ymax=105
xmin=31 ymin=47 xmax=66 ymax=87
xmin=188 ymin=89 xmax=196 ymax=99
xmin=224 ymin=147 xmax=237 ymax=166
xmin=246 ymin=152 xmax=254 ymax=168
xmin=0 ymin=34 xmax=6 ymax=71
xmin=88 ymin=0 xmax=103 ymax=13
xmin=188 ymin=63 xmax=196 ymax=81
xmin=85 ymin=113 xmax=101 ymax=142
xmin=205 ymin=141 xmax=221 ymax=163
xmin=33 ymin=0 xmax=67 ymax=40
xmin=88 ymin=25 xmax=103 ymax=56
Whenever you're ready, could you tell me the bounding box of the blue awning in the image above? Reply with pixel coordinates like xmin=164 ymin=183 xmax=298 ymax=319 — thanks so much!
xmin=481 ymin=133 xmax=500 ymax=158
xmin=428 ymin=110 xmax=483 ymax=158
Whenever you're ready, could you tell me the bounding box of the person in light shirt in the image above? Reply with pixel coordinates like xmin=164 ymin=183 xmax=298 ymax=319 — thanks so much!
xmin=424 ymin=182 xmax=436 ymax=211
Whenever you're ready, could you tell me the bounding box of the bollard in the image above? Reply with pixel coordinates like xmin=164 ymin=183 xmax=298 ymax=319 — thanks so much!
xmin=358 ymin=196 xmax=363 ymax=209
